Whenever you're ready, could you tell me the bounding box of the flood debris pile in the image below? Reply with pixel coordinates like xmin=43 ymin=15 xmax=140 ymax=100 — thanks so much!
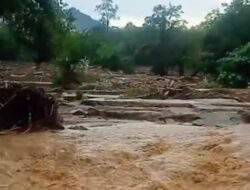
xmin=108 ymin=75 xmax=197 ymax=99
xmin=0 ymin=86 xmax=63 ymax=132
xmin=105 ymin=74 xmax=250 ymax=101
xmin=0 ymin=63 xmax=54 ymax=82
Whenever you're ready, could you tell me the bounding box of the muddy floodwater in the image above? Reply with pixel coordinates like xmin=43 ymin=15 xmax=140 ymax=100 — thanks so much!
xmin=1 ymin=98 xmax=250 ymax=190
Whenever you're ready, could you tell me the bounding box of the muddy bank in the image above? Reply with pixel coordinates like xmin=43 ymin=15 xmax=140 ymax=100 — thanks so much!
xmin=68 ymin=98 xmax=248 ymax=127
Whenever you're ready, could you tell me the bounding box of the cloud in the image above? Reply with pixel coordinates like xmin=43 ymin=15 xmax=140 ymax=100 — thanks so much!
xmin=112 ymin=15 xmax=145 ymax=27
xmin=65 ymin=0 xmax=233 ymax=27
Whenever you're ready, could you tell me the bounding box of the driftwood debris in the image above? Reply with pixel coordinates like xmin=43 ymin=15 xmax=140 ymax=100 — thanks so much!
xmin=0 ymin=85 xmax=63 ymax=132
xmin=0 ymin=80 xmax=52 ymax=87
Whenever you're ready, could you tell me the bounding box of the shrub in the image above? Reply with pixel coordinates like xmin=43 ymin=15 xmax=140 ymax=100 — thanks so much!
xmin=198 ymin=78 xmax=221 ymax=89
xmin=120 ymin=56 xmax=135 ymax=74
xmin=0 ymin=26 xmax=18 ymax=60
xmin=217 ymin=71 xmax=248 ymax=88
xmin=53 ymin=32 xmax=88 ymax=88
xmin=96 ymin=44 xmax=121 ymax=71
xmin=216 ymin=43 xmax=250 ymax=88
xmin=52 ymin=66 xmax=80 ymax=89
xmin=134 ymin=44 xmax=154 ymax=66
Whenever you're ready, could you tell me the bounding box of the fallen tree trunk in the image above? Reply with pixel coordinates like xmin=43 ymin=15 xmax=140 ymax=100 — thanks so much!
xmin=0 ymin=86 xmax=64 ymax=132
xmin=0 ymin=81 xmax=52 ymax=87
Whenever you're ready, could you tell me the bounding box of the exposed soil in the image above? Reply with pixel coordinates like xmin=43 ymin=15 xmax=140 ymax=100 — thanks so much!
xmin=1 ymin=63 xmax=250 ymax=101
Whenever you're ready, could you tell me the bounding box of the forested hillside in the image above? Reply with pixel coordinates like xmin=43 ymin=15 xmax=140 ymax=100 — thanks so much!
xmin=69 ymin=8 xmax=103 ymax=31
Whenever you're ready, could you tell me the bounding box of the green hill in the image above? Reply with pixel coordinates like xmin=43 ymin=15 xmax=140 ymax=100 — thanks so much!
xmin=69 ymin=7 xmax=103 ymax=31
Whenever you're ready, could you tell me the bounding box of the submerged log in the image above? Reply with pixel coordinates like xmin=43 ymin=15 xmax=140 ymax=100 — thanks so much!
xmin=0 ymin=86 xmax=64 ymax=132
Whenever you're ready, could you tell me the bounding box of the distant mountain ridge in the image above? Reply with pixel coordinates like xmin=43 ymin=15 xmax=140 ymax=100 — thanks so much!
xmin=69 ymin=7 xmax=103 ymax=31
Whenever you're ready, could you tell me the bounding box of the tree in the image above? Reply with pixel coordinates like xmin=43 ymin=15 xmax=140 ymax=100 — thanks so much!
xmin=199 ymin=9 xmax=221 ymax=30
xmin=95 ymin=0 xmax=119 ymax=27
xmin=0 ymin=0 xmax=24 ymax=16
xmin=204 ymin=0 xmax=250 ymax=57
xmin=217 ymin=42 xmax=250 ymax=88
xmin=0 ymin=25 xmax=18 ymax=60
xmin=144 ymin=4 xmax=185 ymax=42
xmin=184 ymin=28 xmax=205 ymax=76
xmin=202 ymin=0 xmax=250 ymax=75
xmin=143 ymin=4 xmax=186 ymax=75
xmin=0 ymin=0 xmax=70 ymax=65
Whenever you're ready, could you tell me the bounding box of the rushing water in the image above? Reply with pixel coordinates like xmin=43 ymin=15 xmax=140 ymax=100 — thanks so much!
xmin=0 ymin=122 xmax=249 ymax=190
xmin=0 ymin=98 xmax=250 ymax=190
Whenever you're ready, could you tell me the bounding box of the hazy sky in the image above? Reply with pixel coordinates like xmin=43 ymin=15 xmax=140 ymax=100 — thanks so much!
xmin=65 ymin=0 xmax=232 ymax=27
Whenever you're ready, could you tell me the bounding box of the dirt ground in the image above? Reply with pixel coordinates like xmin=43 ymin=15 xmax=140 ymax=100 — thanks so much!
xmin=1 ymin=63 xmax=250 ymax=190
xmin=1 ymin=62 xmax=250 ymax=101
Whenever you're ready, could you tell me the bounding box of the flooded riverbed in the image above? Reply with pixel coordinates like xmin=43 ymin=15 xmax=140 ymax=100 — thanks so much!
xmin=0 ymin=122 xmax=250 ymax=190
xmin=1 ymin=98 xmax=250 ymax=190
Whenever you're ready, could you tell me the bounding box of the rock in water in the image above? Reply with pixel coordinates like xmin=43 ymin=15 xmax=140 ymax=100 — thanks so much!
xmin=70 ymin=109 xmax=87 ymax=116
xmin=62 ymin=92 xmax=83 ymax=101
xmin=68 ymin=125 xmax=88 ymax=131
xmin=239 ymin=110 xmax=250 ymax=123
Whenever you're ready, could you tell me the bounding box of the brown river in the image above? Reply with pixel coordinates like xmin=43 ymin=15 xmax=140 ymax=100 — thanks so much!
xmin=1 ymin=98 xmax=250 ymax=190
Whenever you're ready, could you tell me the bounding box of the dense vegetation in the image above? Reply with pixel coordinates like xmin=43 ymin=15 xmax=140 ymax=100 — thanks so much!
xmin=0 ymin=0 xmax=250 ymax=88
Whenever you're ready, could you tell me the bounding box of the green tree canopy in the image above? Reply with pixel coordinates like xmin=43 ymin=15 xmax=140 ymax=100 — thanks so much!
xmin=95 ymin=0 xmax=119 ymax=27
xmin=0 ymin=0 xmax=70 ymax=64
